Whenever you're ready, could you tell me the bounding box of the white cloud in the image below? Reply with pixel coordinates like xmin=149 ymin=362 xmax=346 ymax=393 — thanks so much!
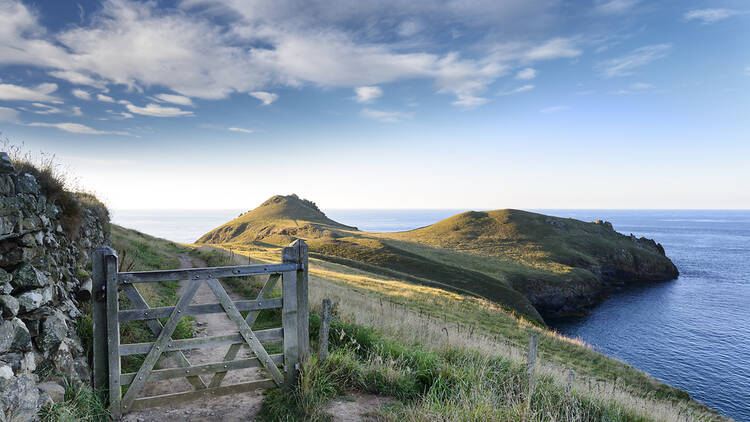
xmin=515 ymin=68 xmax=536 ymax=80
xmin=522 ymin=38 xmax=582 ymax=61
xmin=249 ymin=91 xmax=279 ymax=106
xmin=0 ymin=107 xmax=20 ymax=123
xmin=126 ymin=103 xmax=194 ymax=117
xmin=354 ymin=86 xmax=383 ymax=103
xmin=48 ymin=70 xmax=107 ymax=88
xmin=684 ymin=9 xmax=744 ymax=24
xmin=24 ymin=103 xmax=64 ymax=114
xmin=155 ymin=93 xmax=194 ymax=106
xmin=228 ymin=127 xmax=254 ymax=134
xmin=499 ymin=84 xmax=535 ymax=96
xmin=597 ymin=44 xmax=671 ymax=77
xmin=106 ymin=109 xmax=133 ymax=119
xmin=594 ymin=0 xmax=639 ymax=15
xmin=71 ymin=106 xmax=83 ymax=116
xmin=72 ymin=89 xmax=91 ymax=100
xmin=452 ymin=95 xmax=489 ymax=107
xmin=0 ymin=83 xmax=60 ymax=103
xmin=540 ymin=105 xmax=569 ymax=113
xmin=361 ymin=108 xmax=414 ymax=122
xmin=0 ymin=0 xmax=581 ymax=108
xmin=97 ymin=93 xmax=116 ymax=103
xmin=27 ymin=122 xmax=132 ymax=135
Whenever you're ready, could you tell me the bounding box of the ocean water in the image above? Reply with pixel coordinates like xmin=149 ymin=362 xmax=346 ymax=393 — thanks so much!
xmin=112 ymin=209 xmax=750 ymax=420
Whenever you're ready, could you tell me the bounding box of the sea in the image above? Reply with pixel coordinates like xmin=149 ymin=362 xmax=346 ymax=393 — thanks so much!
xmin=111 ymin=209 xmax=750 ymax=421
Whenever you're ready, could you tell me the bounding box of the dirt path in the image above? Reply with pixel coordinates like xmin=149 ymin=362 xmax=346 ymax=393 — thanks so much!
xmin=122 ymin=253 xmax=392 ymax=421
xmin=123 ymin=254 xmax=267 ymax=422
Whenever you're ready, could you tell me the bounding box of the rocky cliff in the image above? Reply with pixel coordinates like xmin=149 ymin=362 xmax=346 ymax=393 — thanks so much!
xmin=0 ymin=152 xmax=109 ymax=421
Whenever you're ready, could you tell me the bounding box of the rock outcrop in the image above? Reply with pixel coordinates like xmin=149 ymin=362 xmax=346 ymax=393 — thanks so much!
xmin=0 ymin=152 xmax=108 ymax=421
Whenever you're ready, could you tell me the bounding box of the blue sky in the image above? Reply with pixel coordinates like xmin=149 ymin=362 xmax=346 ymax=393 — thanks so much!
xmin=0 ymin=0 xmax=748 ymax=210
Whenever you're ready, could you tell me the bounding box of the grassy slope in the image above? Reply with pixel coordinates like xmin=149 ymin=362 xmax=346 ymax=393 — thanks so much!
xmin=197 ymin=195 xmax=678 ymax=323
xmin=195 ymin=241 xmax=723 ymax=421
xmin=99 ymin=225 xmax=724 ymax=421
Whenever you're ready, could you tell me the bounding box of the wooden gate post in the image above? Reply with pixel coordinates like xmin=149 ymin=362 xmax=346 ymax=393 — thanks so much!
xmin=91 ymin=247 xmax=111 ymax=393
xmin=281 ymin=239 xmax=309 ymax=386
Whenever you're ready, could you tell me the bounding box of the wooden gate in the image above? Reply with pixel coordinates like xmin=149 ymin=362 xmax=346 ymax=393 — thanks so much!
xmin=91 ymin=240 xmax=309 ymax=419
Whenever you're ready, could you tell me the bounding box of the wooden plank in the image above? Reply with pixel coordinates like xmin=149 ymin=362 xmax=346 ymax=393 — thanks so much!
xmin=295 ymin=240 xmax=310 ymax=362
xmin=118 ymin=263 xmax=297 ymax=284
xmin=119 ymin=328 xmax=283 ymax=356
xmin=121 ymin=354 xmax=284 ymax=385
xmin=281 ymin=242 xmax=299 ymax=386
xmin=209 ymin=274 xmax=280 ymax=388
xmin=129 ymin=379 xmax=276 ymax=412
xmin=318 ymin=298 xmax=332 ymax=362
xmin=104 ymin=250 xmax=122 ymax=419
xmin=120 ymin=278 xmax=202 ymax=411
xmin=91 ymin=247 xmax=110 ymax=393
xmin=121 ymin=283 xmax=207 ymax=391
xmin=206 ymin=278 xmax=285 ymax=385
xmin=118 ymin=297 xmax=282 ymax=322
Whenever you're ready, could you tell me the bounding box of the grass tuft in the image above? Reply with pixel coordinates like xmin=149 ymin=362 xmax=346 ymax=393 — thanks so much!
xmin=39 ymin=381 xmax=109 ymax=422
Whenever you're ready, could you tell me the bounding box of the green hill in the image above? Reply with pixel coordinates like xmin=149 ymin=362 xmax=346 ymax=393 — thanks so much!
xmin=197 ymin=195 xmax=678 ymax=323
xmin=197 ymin=194 xmax=356 ymax=245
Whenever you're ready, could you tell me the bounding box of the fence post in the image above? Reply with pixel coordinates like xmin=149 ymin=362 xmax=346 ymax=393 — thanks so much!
xmin=319 ymin=298 xmax=332 ymax=362
xmin=104 ymin=248 xmax=121 ymax=419
xmin=296 ymin=240 xmax=309 ymax=362
xmin=567 ymin=369 xmax=575 ymax=393
xmin=282 ymin=241 xmax=300 ymax=386
xmin=91 ymin=247 xmax=109 ymax=393
xmin=526 ymin=332 xmax=538 ymax=408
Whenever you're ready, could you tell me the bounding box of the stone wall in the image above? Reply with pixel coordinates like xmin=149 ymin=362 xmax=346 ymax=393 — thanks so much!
xmin=0 ymin=152 xmax=109 ymax=421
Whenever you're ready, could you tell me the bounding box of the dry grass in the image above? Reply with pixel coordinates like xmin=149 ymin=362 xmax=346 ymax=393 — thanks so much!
xmin=196 ymin=244 xmax=725 ymax=422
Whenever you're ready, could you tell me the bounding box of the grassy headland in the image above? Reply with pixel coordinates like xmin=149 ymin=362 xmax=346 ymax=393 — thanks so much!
xmin=198 ymin=194 xmax=678 ymax=321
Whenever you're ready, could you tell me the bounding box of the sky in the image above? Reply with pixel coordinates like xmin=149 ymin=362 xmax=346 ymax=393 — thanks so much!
xmin=0 ymin=0 xmax=748 ymax=210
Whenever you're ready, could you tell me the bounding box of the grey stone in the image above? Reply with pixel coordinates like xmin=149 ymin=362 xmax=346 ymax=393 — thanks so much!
xmin=0 ymin=365 xmax=12 ymax=380
xmin=0 ymin=353 xmax=35 ymax=374
xmin=37 ymin=311 xmax=68 ymax=355
xmin=0 ymin=153 xmax=14 ymax=174
xmin=0 ymin=373 xmax=40 ymax=422
xmin=0 ymin=295 xmax=19 ymax=317
xmin=16 ymin=287 xmax=53 ymax=313
xmin=14 ymin=173 xmax=39 ymax=195
xmin=0 ymin=318 xmax=31 ymax=354
xmin=37 ymin=381 xmax=65 ymax=403
xmin=0 ymin=269 xmax=11 ymax=289
xmin=10 ymin=264 xmax=48 ymax=292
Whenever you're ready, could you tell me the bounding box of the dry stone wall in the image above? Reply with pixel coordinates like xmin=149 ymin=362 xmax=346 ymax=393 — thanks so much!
xmin=0 ymin=152 xmax=108 ymax=421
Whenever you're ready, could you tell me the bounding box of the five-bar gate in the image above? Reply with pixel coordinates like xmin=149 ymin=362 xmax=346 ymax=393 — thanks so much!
xmin=91 ymin=240 xmax=310 ymax=419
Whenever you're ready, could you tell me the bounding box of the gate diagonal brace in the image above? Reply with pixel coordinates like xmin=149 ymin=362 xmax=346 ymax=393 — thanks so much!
xmin=209 ymin=273 xmax=280 ymax=388
xmin=206 ymin=278 xmax=285 ymax=385
xmin=120 ymin=278 xmax=203 ymax=411
xmin=121 ymin=283 xmax=207 ymax=390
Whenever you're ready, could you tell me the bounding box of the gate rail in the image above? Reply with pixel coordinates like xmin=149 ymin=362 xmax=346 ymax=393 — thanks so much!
xmin=91 ymin=240 xmax=309 ymax=419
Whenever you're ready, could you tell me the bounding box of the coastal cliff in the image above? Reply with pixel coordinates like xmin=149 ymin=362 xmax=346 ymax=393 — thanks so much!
xmin=198 ymin=195 xmax=679 ymax=322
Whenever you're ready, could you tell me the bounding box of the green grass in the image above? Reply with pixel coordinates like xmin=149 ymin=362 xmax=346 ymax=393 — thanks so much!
xmin=95 ymin=227 xmax=721 ymax=421
xmin=109 ymin=225 xmax=196 ymax=373
xmin=259 ymin=315 xmax=657 ymax=422
xmin=39 ymin=380 xmax=109 ymax=422
xmin=197 ymin=195 xmax=678 ymax=322
xmin=188 ymin=246 xmax=283 ymax=331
